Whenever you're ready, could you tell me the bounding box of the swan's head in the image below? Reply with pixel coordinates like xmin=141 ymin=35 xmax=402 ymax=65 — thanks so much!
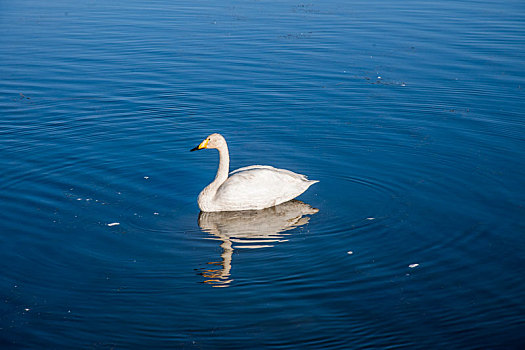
xmin=190 ymin=133 xmax=226 ymax=152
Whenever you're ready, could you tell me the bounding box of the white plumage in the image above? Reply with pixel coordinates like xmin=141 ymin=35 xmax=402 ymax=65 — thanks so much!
xmin=191 ymin=133 xmax=318 ymax=212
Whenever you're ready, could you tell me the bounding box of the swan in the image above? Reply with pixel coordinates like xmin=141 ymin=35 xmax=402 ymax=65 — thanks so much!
xmin=190 ymin=133 xmax=318 ymax=212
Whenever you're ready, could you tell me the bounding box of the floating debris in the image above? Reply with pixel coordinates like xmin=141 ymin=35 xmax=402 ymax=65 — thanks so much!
xmin=107 ymin=222 xmax=120 ymax=227
xmin=144 ymin=176 xmax=149 ymax=179
xmin=409 ymin=263 xmax=419 ymax=268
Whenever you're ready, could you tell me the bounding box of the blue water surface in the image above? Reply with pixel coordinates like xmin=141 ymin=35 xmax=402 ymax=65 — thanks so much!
xmin=1 ymin=0 xmax=524 ymax=348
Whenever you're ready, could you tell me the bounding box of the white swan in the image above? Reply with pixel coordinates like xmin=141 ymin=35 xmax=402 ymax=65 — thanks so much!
xmin=190 ymin=133 xmax=318 ymax=212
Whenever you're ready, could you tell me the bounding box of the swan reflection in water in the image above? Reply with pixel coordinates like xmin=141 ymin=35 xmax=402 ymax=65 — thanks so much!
xmin=197 ymin=200 xmax=319 ymax=287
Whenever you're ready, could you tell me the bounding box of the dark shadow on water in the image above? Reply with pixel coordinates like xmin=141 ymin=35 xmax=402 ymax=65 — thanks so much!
xmin=197 ymin=200 xmax=318 ymax=287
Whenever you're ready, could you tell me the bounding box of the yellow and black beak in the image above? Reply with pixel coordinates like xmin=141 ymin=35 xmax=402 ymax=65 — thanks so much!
xmin=190 ymin=138 xmax=209 ymax=152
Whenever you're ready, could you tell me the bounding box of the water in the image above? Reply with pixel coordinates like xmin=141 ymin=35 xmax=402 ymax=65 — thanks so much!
xmin=1 ymin=0 xmax=524 ymax=348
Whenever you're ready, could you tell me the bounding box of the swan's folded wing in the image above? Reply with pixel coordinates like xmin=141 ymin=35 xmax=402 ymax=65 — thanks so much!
xmin=230 ymin=165 xmax=311 ymax=181
xmin=217 ymin=167 xmax=315 ymax=209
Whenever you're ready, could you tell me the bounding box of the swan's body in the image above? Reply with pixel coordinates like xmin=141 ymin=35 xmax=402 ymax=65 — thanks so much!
xmin=191 ymin=133 xmax=318 ymax=212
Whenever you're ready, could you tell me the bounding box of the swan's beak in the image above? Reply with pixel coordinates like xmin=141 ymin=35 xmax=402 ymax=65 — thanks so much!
xmin=190 ymin=138 xmax=208 ymax=152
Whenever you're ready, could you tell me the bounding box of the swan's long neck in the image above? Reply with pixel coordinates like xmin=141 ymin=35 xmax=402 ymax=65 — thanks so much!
xmin=209 ymin=142 xmax=230 ymax=191
xmin=198 ymin=139 xmax=230 ymax=211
